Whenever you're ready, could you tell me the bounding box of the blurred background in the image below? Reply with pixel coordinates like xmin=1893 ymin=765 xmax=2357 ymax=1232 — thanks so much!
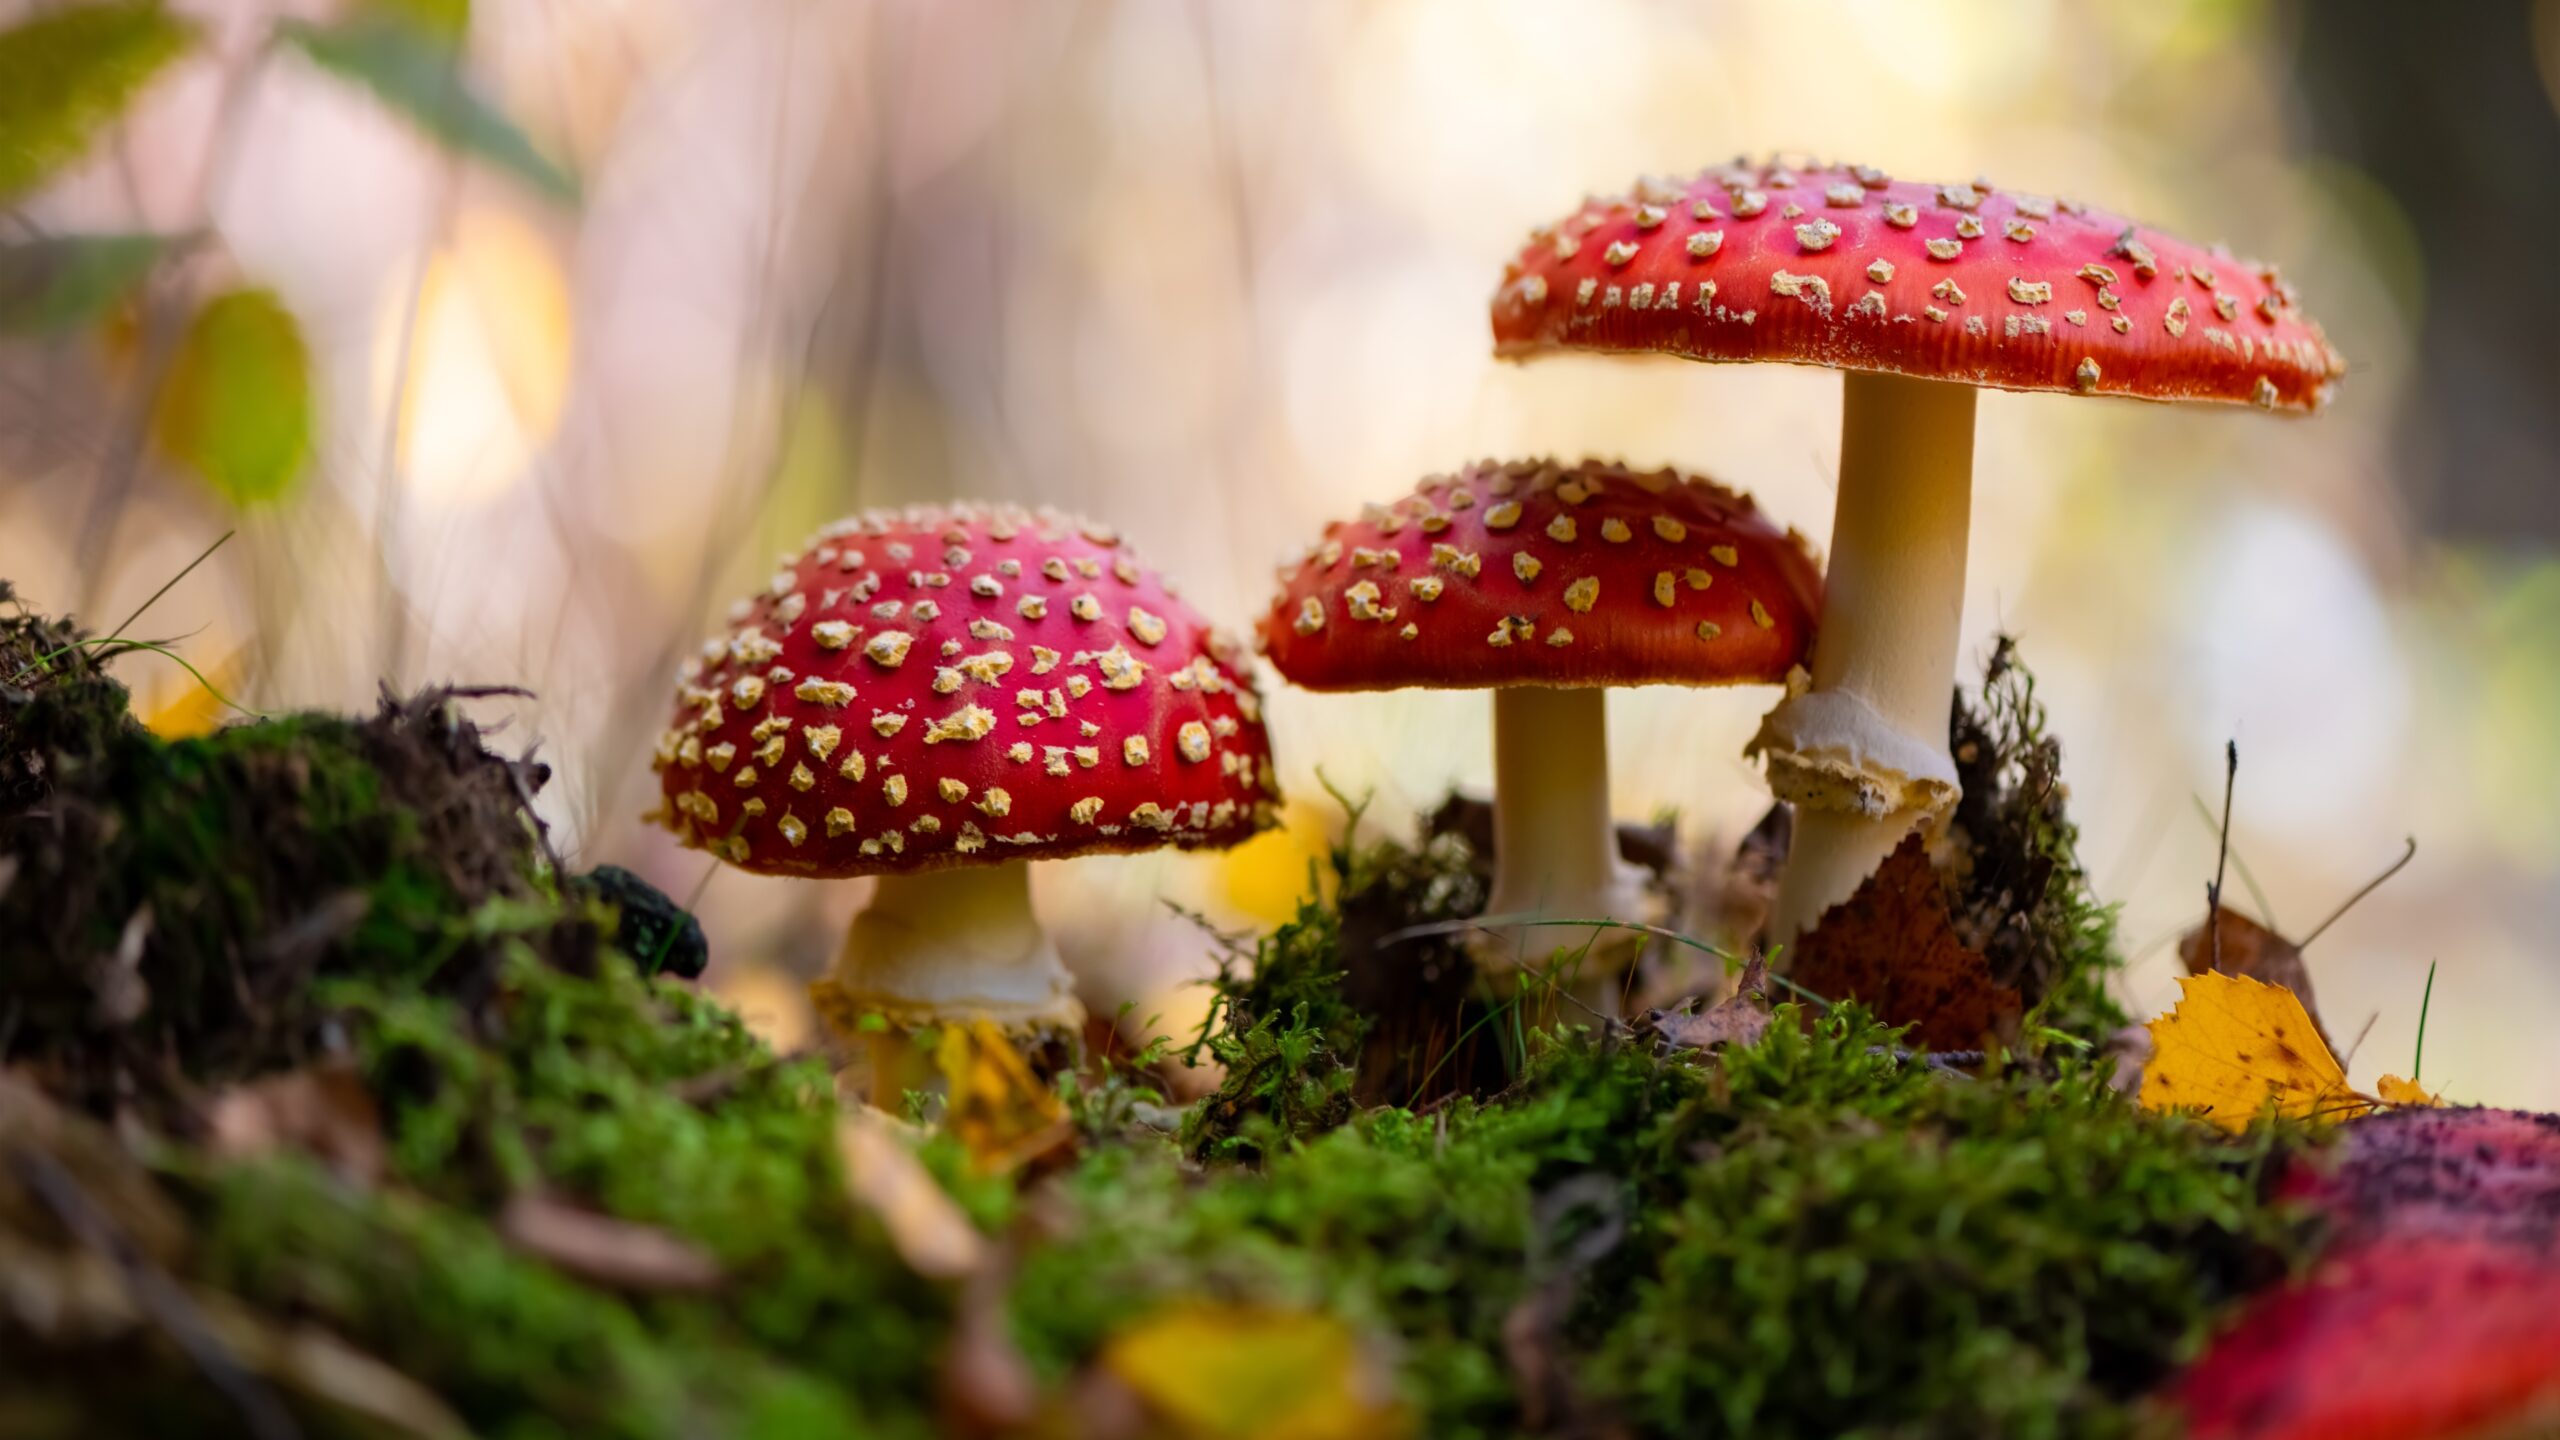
xmin=4 ymin=0 xmax=2555 ymax=1104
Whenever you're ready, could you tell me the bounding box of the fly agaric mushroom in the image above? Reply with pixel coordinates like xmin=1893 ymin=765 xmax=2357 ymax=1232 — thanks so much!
xmin=1258 ymin=459 xmax=1819 ymax=1001
xmin=651 ymin=502 xmax=1280 ymax=1061
xmin=1490 ymin=158 xmax=2345 ymax=938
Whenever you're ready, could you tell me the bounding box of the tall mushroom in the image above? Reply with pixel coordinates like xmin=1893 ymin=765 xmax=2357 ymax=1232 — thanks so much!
xmin=1258 ymin=458 xmax=1819 ymax=1006
xmin=1489 ymin=159 xmax=2344 ymax=938
xmin=651 ymin=502 xmax=1281 ymax=1091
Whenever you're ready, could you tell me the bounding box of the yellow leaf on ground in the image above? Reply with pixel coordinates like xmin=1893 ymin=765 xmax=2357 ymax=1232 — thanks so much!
xmin=935 ymin=1019 xmax=1072 ymax=1175
xmin=2140 ymin=972 xmax=2374 ymax=1132
xmin=2374 ymin=1074 xmax=2444 ymax=1108
xmin=1102 ymin=1304 xmax=1410 ymax=1440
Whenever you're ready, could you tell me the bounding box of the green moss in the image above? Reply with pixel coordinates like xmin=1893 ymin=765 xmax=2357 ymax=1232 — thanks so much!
xmin=1179 ymin=1001 xmax=1357 ymax=1165
xmin=1 ymin=688 xmax=583 ymax=1114
xmin=1191 ymin=793 xmax=1506 ymax=1118
xmin=0 ymin=584 xmax=139 ymax=813
xmin=1018 ymin=1011 xmax=2308 ymax=1440
xmin=182 ymin=941 xmax=948 ymax=1440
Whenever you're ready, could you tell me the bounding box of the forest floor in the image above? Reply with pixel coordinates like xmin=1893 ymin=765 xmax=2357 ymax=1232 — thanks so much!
xmin=1 ymin=582 xmax=2546 ymax=1440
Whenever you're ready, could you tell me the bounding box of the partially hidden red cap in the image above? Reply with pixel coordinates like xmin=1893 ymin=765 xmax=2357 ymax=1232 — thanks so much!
xmin=1491 ymin=158 xmax=2346 ymax=412
xmin=1258 ymin=458 xmax=1819 ymax=692
xmin=653 ymin=503 xmax=1279 ymax=877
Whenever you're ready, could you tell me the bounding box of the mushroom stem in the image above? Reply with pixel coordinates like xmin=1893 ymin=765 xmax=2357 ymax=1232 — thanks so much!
xmin=1482 ymin=685 xmax=1645 ymax=1009
xmin=1764 ymin=370 xmax=1977 ymax=940
xmin=833 ymin=859 xmax=1083 ymax=1036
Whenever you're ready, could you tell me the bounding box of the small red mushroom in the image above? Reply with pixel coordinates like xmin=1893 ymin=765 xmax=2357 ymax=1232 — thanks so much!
xmin=1259 ymin=458 xmax=1819 ymax=1007
xmin=1490 ymin=158 xmax=2345 ymax=938
xmin=651 ymin=502 xmax=1280 ymax=1087
xmin=2174 ymin=1106 xmax=2560 ymax=1439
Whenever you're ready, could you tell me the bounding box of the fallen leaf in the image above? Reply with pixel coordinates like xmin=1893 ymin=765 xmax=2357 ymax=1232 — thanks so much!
xmin=836 ymin=1107 xmax=985 ymax=1281
xmin=2180 ymin=908 xmax=2334 ymax=1053
xmin=253 ymin=1322 xmax=473 ymax=1440
xmin=1639 ymin=954 xmax=1774 ymax=1053
xmin=935 ymin=1019 xmax=1074 ymax=1176
xmin=205 ymin=1061 xmax=386 ymax=1187
xmin=496 ymin=1192 xmax=723 ymax=1293
xmin=2373 ymin=1074 xmax=2444 ymax=1109
xmin=2140 ymin=972 xmax=2372 ymax=1132
xmin=1 ymin=1076 xmax=467 ymax=1437
xmin=1784 ymin=833 xmax=2021 ymax=1053
xmin=1101 ymin=1303 xmax=1410 ymax=1440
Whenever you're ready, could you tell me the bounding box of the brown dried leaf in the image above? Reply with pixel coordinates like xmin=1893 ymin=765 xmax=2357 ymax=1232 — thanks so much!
xmin=244 ymin=1322 xmax=472 ymax=1439
xmin=836 ymin=1108 xmax=986 ymax=1281
xmin=496 ymin=1192 xmax=723 ymax=1293
xmin=1639 ymin=954 xmax=1774 ymax=1053
xmin=1784 ymin=833 xmax=2021 ymax=1053
xmin=2180 ymin=908 xmax=2334 ymax=1053
xmin=205 ymin=1061 xmax=386 ymax=1187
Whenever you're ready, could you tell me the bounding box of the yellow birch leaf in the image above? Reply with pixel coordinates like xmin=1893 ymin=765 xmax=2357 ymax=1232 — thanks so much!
xmin=2140 ymin=971 xmax=2374 ymax=1131
xmin=2374 ymin=1074 xmax=2444 ymax=1108
xmin=1102 ymin=1304 xmax=1410 ymax=1440
xmin=934 ymin=1018 xmax=1071 ymax=1176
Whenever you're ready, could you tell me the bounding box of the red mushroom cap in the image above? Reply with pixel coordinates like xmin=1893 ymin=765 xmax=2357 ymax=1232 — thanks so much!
xmin=2174 ymin=1107 xmax=2560 ymax=1440
xmin=652 ymin=503 xmax=1279 ymax=878
xmin=1257 ymin=458 xmax=1820 ymax=692
xmin=1490 ymin=158 xmax=2346 ymax=412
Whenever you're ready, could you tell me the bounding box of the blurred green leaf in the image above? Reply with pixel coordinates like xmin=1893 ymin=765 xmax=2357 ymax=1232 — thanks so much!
xmin=361 ymin=0 xmax=470 ymax=50
xmin=153 ymin=287 xmax=312 ymax=508
xmin=0 ymin=232 xmax=173 ymax=336
xmin=278 ymin=16 xmax=575 ymax=204
xmin=0 ymin=1 xmax=195 ymax=204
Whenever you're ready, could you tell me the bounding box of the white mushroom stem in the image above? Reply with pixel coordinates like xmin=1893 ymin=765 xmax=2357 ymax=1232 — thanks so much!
xmin=1762 ymin=371 xmax=1978 ymax=941
xmin=831 ymin=859 xmax=1083 ymax=1102
xmin=1482 ymin=685 xmax=1646 ymax=1010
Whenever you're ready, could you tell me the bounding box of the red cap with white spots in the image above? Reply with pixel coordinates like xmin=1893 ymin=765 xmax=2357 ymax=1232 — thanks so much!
xmin=652 ymin=503 xmax=1280 ymax=876
xmin=1490 ymin=158 xmax=2346 ymax=412
xmin=1258 ymin=458 xmax=1820 ymax=690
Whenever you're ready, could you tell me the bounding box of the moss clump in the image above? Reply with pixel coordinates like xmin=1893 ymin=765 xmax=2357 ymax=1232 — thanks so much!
xmin=0 ymin=598 xmax=946 ymax=1435
xmin=1948 ymin=637 xmax=2130 ymax=1047
xmin=1019 ymin=1010 xmax=2308 ymax=1440
xmin=1179 ymin=1000 xmax=1356 ymax=1165
xmin=0 ymin=688 xmax=586 ymax=1115
xmin=0 ymin=582 xmax=140 ymax=814
xmin=1194 ymin=794 xmax=1504 ymax=1122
